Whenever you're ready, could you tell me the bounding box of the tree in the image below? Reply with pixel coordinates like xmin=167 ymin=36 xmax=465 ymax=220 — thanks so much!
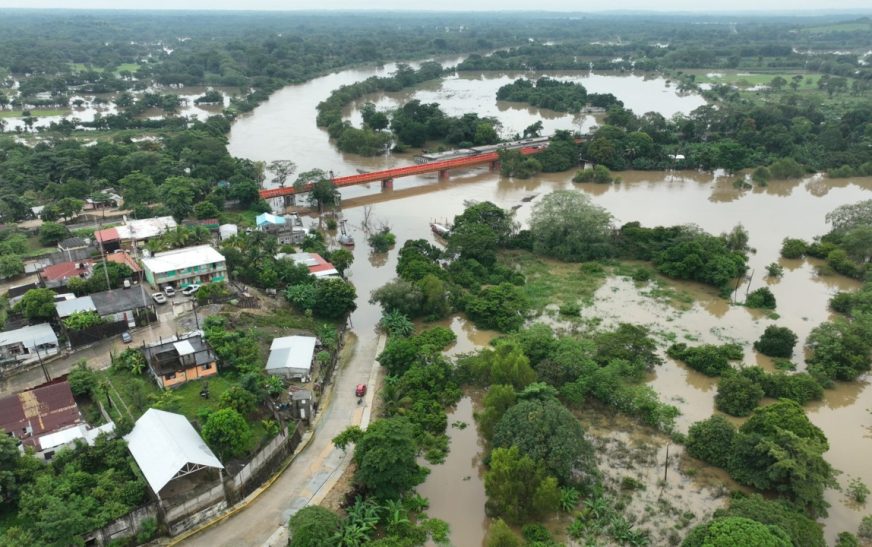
xmin=466 ymin=283 xmax=528 ymax=332
xmin=312 ymin=278 xmax=357 ymax=320
xmin=119 ymin=172 xmax=157 ymax=207
xmin=492 ymin=398 xmax=596 ymax=485
xmin=452 ymin=201 xmax=514 ymax=245
xmin=368 ymin=228 xmax=397 ymax=253
xmin=16 ymin=288 xmax=57 ymax=322
xmin=754 ymin=325 xmax=798 ymax=358
xmin=194 ymin=201 xmax=220 ymax=219
xmin=0 ymin=255 xmax=24 ymax=279
xmin=730 ymin=400 xmax=834 ymax=516
xmin=329 ymin=248 xmax=353 ymax=276
xmin=448 ymin=222 xmax=499 ymax=265
xmin=686 ymin=415 xmax=737 ymax=468
xmin=746 ymin=287 xmax=777 ymax=309
xmin=780 ymin=238 xmax=807 ymax=259
xmin=68 ymin=362 xmax=98 ymax=397
xmin=486 ymin=518 xmax=523 ymax=547
xmin=529 ymin=190 xmax=614 ymax=261
xmin=523 ymin=120 xmax=544 ymax=139
xmin=55 ymin=197 xmax=84 ymax=221
xmin=468 ymin=342 xmax=536 ymax=390
xmin=806 ymin=316 xmax=872 ymax=381
xmin=268 ymin=160 xmax=297 ymax=188
xmin=201 ymin=408 xmax=252 ymax=461
xmin=827 ymin=200 xmax=872 ymax=233
xmin=161 ymin=176 xmax=198 ymax=221
xmin=718 ymin=494 xmax=825 ymax=547
xmin=477 ymin=384 xmax=516 ymax=442
xmin=370 ymin=279 xmax=424 ymax=317
xmin=38 ymin=222 xmax=70 ymax=246
xmin=288 ymin=506 xmax=341 ymax=547
xmin=715 ymin=372 xmax=764 ymax=417
xmin=344 ymin=417 xmax=428 ymax=499
xmin=683 ymin=517 xmax=791 ymax=547
xmin=219 ymin=385 xmax=258 ymax=416
xmin=485 ymin=446 xmax=560 ymax=524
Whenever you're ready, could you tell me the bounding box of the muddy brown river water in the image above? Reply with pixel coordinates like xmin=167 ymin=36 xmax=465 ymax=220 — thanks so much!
xmin=227 ymin=62 xmax=872 ymax=545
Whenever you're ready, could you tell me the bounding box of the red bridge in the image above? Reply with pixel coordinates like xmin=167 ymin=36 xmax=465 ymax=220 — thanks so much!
xmin=259 ymin=145 xmax=546 ymax=200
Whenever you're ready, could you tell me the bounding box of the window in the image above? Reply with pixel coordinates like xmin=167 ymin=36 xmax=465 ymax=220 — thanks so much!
xmin=201 ymin=363 xmax=211 ymax=370
xmin=164 ymin=372 xmax=176 ymax=380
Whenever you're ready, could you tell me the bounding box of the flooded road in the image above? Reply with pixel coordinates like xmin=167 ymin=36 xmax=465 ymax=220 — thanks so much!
xmin=227 ymin=63 xmax=872 ymax=543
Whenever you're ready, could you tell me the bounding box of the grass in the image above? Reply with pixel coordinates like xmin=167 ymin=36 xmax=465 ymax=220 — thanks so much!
xmin=0 ymin=108 xmax=69 ymax=118
xmin=801 ymin=20 xmax=872 ymax=33
xmin=218 ymin=209 xmax=259 ymax=228
xmin=682 ymin=69 xmax=824 ymax=89
xmin=500 ymin=250 xmax=608 ymax=313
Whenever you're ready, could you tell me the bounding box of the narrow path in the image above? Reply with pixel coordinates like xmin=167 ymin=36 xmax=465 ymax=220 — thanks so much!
xmin=177 ymin=333 xmax=385 ymax=547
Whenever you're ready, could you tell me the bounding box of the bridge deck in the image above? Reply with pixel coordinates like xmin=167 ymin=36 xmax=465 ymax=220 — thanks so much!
xmin=259 ymin=145 xmax=543 ymax=199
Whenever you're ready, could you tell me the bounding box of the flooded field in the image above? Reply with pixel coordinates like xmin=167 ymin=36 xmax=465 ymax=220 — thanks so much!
xmin=227 ymin=62 xmax=872 ymax=543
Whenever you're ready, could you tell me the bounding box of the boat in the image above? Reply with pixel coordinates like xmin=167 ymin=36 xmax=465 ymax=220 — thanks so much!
xmin=430 ymin=222 xmax=451 ymax=238
xmin=338 ymin=219 xmax=355 ymax=246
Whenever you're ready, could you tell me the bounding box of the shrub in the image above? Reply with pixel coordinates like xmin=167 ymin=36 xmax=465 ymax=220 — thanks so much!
xmin=369 ymin=228 xmax=397 ymax=252
xmin=848 ymin=478 xmax=870 ymax=504
xmin=746 ymin=287 xmax=776 ymax=309
xmin=766 ymin=262 xmax=783 ymax=277
xmin=686 ymin=415 xmax=736 ymax=468
xmin=753 ymin=325 xmax=798 ymax=358
xmin=667 ymin=343 xmax=742 ymax=376
xmin=573 ymin=164 xmax=617 ymax=183
xmin=780 ymin=238 xmax=807 ymax=259
xmin=715 ymin=372 xmax=764 ymax=417
xmin=768 ymin=157 xmax=805 ymax=180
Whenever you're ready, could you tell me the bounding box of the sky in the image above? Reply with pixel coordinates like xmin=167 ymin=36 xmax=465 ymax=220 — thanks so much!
xmin=0 ymin=0 xmax=870 ymax=12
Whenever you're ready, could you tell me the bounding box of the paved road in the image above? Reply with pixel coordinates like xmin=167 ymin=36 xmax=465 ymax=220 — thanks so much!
xmin=181 ymin=333 xmax=383 ymax=547
xmin=0 ymin=299 xmax=201 ymax=396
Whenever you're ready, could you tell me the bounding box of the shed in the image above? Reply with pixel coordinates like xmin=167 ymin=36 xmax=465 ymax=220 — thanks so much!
xmin=265 ymin=335 xmax=317 ymax=380
xmin=0 ymin=323 xmax=60 ymax=364
xmin=124 ymin=408 xmax=224 ymax=497
xmin=55 ymin=296 xmax=97 ymax=319
xmin=219 ymin=224 xmax=238 ymax=241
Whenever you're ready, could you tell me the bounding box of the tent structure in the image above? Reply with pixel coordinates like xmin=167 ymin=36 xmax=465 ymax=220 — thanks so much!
xmin=125 ymin=408 xmax=224 ymax=496
xmin=265 ymin=335 xmax=317 ymax=379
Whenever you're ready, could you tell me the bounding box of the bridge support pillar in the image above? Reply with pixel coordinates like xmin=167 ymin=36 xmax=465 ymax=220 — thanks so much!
xmin=381 ymin=178 xmax=394 ymax=190
xmin=438 ymin=170 xmax=448 ymax=181
xmin=489 ymin=160 xmax=499 ymax=172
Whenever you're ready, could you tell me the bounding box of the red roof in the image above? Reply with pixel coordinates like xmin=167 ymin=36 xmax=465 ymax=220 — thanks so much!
xmin=40 ymin=260 xmax=92 ymax=282
xmin=94 ymin=227 xmax=120 ymax=243
xmin=0 ymin=381 xmax=82 ymax=450
xmin=106 ymin=252 xmax=142 ymax=272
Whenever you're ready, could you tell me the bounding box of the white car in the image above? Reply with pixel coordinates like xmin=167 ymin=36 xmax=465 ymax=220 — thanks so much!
xmin=163 ymin=286 xmax=176 ymax=297
xmin=181 ymin=284 xmax=201 ymax=296
xmin=152 ymin=292 xmax=167 ymax=304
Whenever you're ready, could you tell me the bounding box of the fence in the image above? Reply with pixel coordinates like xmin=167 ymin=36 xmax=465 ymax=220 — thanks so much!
xmin=163 ymin=483 xmax=227 ymax=523
xmin=83 ymin=503 xmax=160 ymax=545
xmin=66 ymin=319 xmax=128 ymax=348
xmin=229 ymin=423 xmax=302 ymax=501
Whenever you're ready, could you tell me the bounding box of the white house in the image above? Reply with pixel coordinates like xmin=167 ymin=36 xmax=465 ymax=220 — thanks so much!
xmin=265 ymin=335 xmax=317 ymax=380
xmin=0 ymin=323 xmax=60 ymax=365
xmin=141 ymin=245 xmax=227 ymax=290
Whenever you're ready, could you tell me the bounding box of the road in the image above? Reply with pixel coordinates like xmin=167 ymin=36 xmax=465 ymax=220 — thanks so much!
xmin=0 ymin=299 xmax=202 ymax=396
xmin=181 ymin=332 xmax=384 ymax=547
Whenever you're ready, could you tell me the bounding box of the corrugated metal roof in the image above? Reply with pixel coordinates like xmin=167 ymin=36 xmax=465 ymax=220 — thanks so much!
xmin=0 ymin=323 xmax=58 ymax=349
xmin=0 ymin=381 xmax=82 ymax=450
xmin=55 ymin=296 xmax=97 ymax=318
xmin=266 ymin=335 xmax=316 ymax=374
xmin=141 ymin=245 xmax=225 ymax=275
xmin=124 ymin=409 xmax=223 ymax=494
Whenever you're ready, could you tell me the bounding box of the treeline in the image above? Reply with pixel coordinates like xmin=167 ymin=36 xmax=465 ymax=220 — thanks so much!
xmin=496 ymin=77 xmax=623 ymax=112
xmin=0 ymin=115 xmax=263 ymax=221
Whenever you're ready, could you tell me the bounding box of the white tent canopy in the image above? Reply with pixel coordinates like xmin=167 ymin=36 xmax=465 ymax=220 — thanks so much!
xmin=125 ymin=408 xmax=223 ymax=495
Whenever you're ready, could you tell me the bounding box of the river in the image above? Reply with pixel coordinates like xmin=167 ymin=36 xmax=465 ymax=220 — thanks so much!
xmin=227 ymin=63 xmax=872 ymax=545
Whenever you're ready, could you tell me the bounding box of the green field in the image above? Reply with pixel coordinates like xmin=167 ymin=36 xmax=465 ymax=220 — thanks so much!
xmin=0 ymin=108 xmax=69 ymax=118
xmin=685 ymin=70 xmax=822 ymax=89
xmin=801 ymin=20 xmax=872 ymax=33
xmin=69 ymin=62 xmax=140 ymax=74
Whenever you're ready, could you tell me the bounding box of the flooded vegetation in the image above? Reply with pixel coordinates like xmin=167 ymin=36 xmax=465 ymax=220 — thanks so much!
xmin=225 ymin=59 xmax=872 ymax=543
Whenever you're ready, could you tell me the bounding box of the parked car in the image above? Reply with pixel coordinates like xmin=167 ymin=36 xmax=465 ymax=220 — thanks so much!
xmin=355 ymin=384 xmax=367 ymax=397
xmin=163 ymin=286 xmax=176 ymax=297
xmin=121 ymin=331 xmax=133 ymax=344
xmin=152 ymin=292 xmax=167 ymax=304
xmin=181 ymin=284 xmax=201 ymax=296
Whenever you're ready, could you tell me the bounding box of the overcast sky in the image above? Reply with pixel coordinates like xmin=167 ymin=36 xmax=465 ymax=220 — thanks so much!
xmin=0 ymin=0 xmax=869 ymax=12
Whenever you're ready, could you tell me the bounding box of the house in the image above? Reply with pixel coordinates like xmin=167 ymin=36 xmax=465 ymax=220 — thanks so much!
xmin=56 ymin=286 xmax=153 ymax=328
xmin=141 ymin=245 xmax=227 ymax=290
xmin=0 ymin=381 xmax=111 ymax=459
xmin=277 ymin=252 xmax=339 ymax=278
xmin=142 ymin=334 xmax=218 ymax=389
xmin=265 ymin=335 xmax=316 ymax=380
xmin=106 ymin=252 xmax=143 ymax=281
xmin=57 ymin=237 xmax=90 ymax=256
xmin=5 ymin=282 xmax=41 ymax=306
xmin=125 ymin=409 xmax=224 ymax=498
xmin=256 ymin=212 xmax=306 ymax=245
xmin=90 ymin=286 xmax=154 ymax=328
xmin=38 ymin=259 xmax=93 ymax=289
xmin=0 ymin=323 xmax=60 ymax=365
xmin=94 ymin=216 xmax=177 ymax=252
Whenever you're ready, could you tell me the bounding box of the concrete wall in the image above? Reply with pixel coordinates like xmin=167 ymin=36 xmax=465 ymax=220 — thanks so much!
xmin=84 ymin=503 xmax=159 ymax=546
